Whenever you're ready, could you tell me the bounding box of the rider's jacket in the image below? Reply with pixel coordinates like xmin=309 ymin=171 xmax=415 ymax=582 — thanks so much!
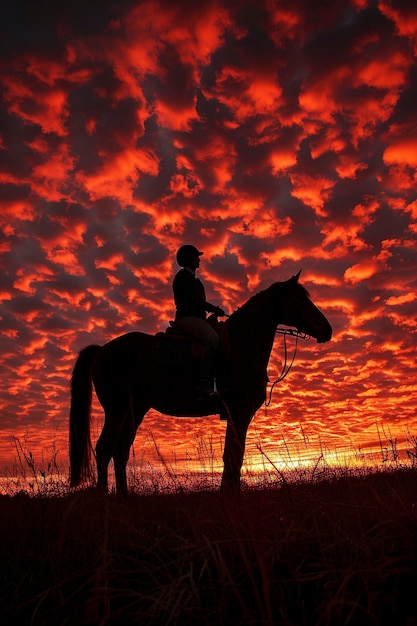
xmin=173 ymin=268 xmax=218 ymax=320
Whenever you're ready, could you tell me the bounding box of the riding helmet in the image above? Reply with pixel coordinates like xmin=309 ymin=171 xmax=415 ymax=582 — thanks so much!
xmin=176 ymin=244 xmax=203 ymax=267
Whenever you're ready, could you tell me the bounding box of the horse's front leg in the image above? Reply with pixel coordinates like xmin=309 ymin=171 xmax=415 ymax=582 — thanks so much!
xmin=220 ymin=412 xmax=251 ymax=492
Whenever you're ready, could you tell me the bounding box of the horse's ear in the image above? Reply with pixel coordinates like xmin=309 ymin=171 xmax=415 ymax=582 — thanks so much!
xmin=292 ymin=269 xmax=302 ymax=283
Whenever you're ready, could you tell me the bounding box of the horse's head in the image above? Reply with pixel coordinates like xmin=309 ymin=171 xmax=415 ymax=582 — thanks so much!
xmin=275 ymin=271 xmax=332 ymax=343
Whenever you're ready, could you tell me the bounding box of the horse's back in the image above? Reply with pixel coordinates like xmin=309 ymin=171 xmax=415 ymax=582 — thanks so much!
xmin=104 ymin=330 xmax=152 ymax=350
xmin=93 ymin=331 xmax=153 ymax=385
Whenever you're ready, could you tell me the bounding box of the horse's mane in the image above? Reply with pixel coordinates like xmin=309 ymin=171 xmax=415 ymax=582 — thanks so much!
xmin=227 ymin=280 xmax=310 ymax=327
xmin=227 ymin=287 xmax=271 ymax=324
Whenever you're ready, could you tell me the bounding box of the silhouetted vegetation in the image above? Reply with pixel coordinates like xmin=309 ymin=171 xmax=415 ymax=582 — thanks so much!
xmin=1 ymin=467 xmax=417 ymax=625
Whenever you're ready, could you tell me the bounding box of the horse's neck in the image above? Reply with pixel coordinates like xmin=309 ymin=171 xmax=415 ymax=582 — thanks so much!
xmin=227 ymin=290 xmax=278 ymax=370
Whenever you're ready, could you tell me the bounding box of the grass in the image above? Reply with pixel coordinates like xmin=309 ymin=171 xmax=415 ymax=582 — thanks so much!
xmin=1 ymin=437 xmax=417 ymax=625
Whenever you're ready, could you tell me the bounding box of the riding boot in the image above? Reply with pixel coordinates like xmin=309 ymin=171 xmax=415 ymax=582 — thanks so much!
xmin=197 ymin=344 xmax=218 ymax=398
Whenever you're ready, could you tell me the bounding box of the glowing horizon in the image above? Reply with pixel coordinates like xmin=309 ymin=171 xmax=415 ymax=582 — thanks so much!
xmin=0 ymin=0 xmax=416 ymax=477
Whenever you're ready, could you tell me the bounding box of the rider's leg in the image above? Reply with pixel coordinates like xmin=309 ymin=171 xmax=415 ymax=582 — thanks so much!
xmin=174 ymin=317 xmax=219 ymax=395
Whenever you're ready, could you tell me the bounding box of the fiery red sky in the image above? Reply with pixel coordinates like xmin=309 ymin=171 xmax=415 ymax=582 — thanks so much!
xmin=1 ymin=0 xmax=416 ymax=476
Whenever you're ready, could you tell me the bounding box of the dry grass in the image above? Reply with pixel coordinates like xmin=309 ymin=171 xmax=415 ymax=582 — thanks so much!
xmin=1 ymin=461 xmax=417 ymax=625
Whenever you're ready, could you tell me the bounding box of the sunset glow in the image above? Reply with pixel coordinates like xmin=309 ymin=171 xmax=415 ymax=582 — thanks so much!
xmin=0 ymin=0 xmax=416 ymax=479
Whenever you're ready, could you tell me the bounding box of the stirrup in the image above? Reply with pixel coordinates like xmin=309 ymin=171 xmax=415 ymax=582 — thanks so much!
xmin=197 ymin=384 xmax=220 ymax=401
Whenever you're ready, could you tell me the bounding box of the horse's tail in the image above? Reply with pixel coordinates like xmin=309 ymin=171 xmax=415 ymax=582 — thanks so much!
xmin=69 ymin=344 xmax=101 ymax=487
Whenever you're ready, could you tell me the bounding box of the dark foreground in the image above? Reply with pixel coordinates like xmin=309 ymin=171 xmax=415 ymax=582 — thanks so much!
xmin=1 ymin=469 xmax=417 ymax=625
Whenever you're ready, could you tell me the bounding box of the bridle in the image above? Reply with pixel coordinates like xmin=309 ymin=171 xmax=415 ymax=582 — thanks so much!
xmin=265 ymin=327 xmax=310 ymax=406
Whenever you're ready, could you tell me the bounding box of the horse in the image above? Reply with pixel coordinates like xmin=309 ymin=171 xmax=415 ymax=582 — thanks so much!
xmin=69 ymin=272 xmax=332 ymax=496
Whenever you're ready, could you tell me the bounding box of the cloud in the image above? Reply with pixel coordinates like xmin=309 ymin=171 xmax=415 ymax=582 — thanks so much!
xmin=0 ymin=0 xmax=416 ymax=472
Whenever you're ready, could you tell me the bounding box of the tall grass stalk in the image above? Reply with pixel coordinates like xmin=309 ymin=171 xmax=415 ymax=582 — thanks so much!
xmin=2 ymin=427 xmax=417 ymax=497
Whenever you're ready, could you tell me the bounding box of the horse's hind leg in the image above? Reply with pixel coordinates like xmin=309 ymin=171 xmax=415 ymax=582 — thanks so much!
xmin=112 ymin=418 xmax=131 ymax=497
xmin=113 ymin=445 xmax=130 ymax=498
xmin=113 ymin=407 xmax=147 ymax=497
xmin=96 ymin=407 xmax=128 ymax=492
xmin=96 ymin=421 xmax=114 ymax=492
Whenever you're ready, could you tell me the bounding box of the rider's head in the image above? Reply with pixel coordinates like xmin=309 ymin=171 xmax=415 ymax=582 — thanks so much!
xmin=176 ymin=244 xmax=203 ymax=269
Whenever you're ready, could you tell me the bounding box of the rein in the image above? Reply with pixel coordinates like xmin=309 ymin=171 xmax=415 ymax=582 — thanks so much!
xmin=265 ymin=328 xmax=309 ymax=406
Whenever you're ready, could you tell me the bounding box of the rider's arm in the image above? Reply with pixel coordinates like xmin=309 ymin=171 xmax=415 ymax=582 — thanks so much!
xmin=205 ymin=302 xmax=225 ymax=316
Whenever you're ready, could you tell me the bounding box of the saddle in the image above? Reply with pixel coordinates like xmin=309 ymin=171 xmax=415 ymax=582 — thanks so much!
xmin=150 ymin=318 xmax=230 ymax=419
xmin=152 ymin=330 xmax=194 ymax=365
xmin=152 ymin=318 xmax=230 ymax=366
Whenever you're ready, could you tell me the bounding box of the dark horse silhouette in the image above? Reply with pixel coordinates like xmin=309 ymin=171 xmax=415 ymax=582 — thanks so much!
xmin=69 ymin=272 xmax=332 ymax=496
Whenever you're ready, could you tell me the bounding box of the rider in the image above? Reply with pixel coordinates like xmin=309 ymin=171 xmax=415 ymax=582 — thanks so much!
xmin=173 ymin=244 xmax=226 ymax=398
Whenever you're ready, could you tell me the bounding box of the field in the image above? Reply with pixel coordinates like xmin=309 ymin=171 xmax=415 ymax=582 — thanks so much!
xmin=1 ymin=457 xmax=417 ymax=625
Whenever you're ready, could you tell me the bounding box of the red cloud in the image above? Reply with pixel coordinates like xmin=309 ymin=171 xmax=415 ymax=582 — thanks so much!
xmin=289 ymin=173 xmax=335 ymax=217
xmin=380 ymin=1 xmax=417 ymax=53
xmin=383 ymin=122 xmax=417 ymax=167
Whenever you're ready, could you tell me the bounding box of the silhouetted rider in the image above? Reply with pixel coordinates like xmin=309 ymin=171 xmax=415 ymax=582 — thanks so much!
xmin=173 ymin=244 xmax=225 ymax=398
